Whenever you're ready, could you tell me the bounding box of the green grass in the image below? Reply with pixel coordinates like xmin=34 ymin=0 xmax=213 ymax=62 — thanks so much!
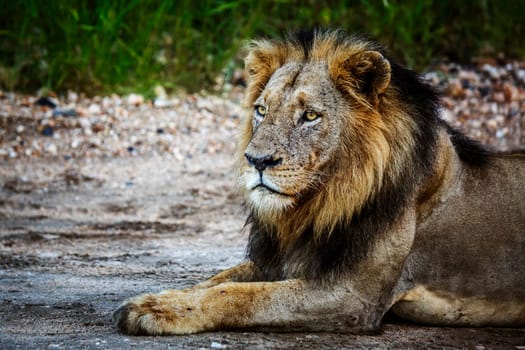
xmin=1 ymin=1 xmax=524 ymax=95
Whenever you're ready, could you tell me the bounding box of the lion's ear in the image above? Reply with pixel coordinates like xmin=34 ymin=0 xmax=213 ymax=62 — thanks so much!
xmin=244 ymin=42 xmax=288 ymax=106
xmin=336 ymin=50 xmax=391 ymax=106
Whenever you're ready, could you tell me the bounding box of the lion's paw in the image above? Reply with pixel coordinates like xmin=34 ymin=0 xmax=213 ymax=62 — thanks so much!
xmin=113 ymin=291 xmax=204 ymax=335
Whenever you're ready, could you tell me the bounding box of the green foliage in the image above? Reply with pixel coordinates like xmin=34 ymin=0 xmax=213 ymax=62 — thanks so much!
xmin=0 ymin=0 xmax=261 ymax=94
xmin=1 ymin=0 xmax=524 ymax=95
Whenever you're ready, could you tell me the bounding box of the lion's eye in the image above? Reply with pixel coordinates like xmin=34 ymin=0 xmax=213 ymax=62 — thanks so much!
xmin=255 ymin=105 xmax=267 ymax=117
xmin=303 ymin=111 xmax=320 ymax=122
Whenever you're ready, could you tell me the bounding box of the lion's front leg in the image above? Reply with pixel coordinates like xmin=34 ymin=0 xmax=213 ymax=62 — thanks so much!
xmin=190 ymin=261 xmax=262 ymax=290
xmin=114 ymin=280 xmax=377 ymax=335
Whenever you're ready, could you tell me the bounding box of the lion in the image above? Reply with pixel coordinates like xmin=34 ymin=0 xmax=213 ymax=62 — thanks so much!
xmin=113 ymin=29 xmax=525 ymax=335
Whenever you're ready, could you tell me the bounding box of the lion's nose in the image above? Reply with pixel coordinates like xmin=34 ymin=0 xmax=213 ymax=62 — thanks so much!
xmin=244 ymin=153 xmax=282 ymax=172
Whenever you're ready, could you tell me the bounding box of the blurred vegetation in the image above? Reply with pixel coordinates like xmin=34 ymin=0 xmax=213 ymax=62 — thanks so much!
xmin=1 ymin=0 xmax=524 ymax=95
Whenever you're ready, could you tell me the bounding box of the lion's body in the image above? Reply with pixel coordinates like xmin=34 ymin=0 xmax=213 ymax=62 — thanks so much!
xmin=114 ymin=29 xmax=525 ymax=335
xmin=396 ymin=150 xmax=525 ymax=326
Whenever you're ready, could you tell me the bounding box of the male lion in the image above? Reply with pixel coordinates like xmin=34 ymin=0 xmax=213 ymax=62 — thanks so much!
xmin=114 ymin=29 xmax=525 ymax=335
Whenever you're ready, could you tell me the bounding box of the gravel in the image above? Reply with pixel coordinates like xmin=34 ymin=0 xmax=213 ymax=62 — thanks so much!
xmin=425 ymin=61 xmax=524 ymax=150
xmin=0 ymin=88 xmax=244 ymax=162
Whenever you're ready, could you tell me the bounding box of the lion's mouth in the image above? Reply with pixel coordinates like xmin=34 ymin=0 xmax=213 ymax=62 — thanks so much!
xmin=252 ymin=183 xmax=289 ymax=196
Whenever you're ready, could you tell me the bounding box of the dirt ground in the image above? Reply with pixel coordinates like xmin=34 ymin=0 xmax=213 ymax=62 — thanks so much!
xmin=1 ymin=152 xmax=525 ymax=350
xmin=1 ymin=62 xmax=525 ymax=349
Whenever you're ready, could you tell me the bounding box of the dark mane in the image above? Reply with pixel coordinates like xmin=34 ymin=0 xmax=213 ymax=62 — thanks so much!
xmin=245 ymin=29 xmax=490 ymax=282
xmin=387 ymin=53 xmax=490 ymax=167
xmin=443 ymin=123 xmax=490 ymax=166
xmin=288 ymin=28 xmax=352 ymax=60
xmin=290 ymin=28 xmax=316 ymax=59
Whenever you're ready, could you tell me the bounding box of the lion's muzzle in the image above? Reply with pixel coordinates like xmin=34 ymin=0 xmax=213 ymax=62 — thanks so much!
xmin=245 ymin=153 xmax=282 ymax=172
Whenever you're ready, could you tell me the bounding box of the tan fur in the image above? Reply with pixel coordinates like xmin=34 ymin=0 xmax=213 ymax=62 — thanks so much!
xmin=114 ymin=30 xmax=525 ymax=335
xmin=239 ymin=32 xmax=416 ymax=243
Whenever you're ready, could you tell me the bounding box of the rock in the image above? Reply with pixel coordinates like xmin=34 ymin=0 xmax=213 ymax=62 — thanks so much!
xmin=478 ymin=86 xmax=491 ymax=97
xmin=446 ymin=80 xmax=465 ymax=98
xmin=8 ymin=147 xmax=17 ymax=158
xmin=53 ymin=108 xmax=77 ymax=117
xmin=89 ymin=137 xmax=102 ymax=148
xmin=127 ymin=93 xmax=144 ymax=106
xmin=210 ymin=342 xmax=226 ymax=349
xmin=67 ymin=91 xmax=78 ymax=103
xmin=481 ymin=64 xmax=501 ymax=80
xmin=78 ymin=118 xmax=91 ymax=131
xmin=71 ymin=139 xmax=81 ymax=149
xmin=485 ymin=119 xmax=498 ymax=130
xmin=40 ymin=125 xmax=54 ymax=137
xmin=35 ymin=96 xmax=58 ymax=108
xmin=458 ymin=70 xmax=478 ymax=83
xmin=91 ymin=123 xmax=105 ymax=133
xmin=154 ymin=85 xmax=168 ymax=99
xmin=496 ymin=128 xmax=508 ymax=138
xmin=460 ymin=79 xmax=471 ymax=89
xmin=492 ymin=92 xmax=505 ymax=103
xmin=502 ymin=83 xmax=518 ymax=102
xmin=87 ymin=104 xmax=102 ymax=115
xmin=44 ymin=143 xmax=58 ymax=156
xmin=154 ymin=98 xmax=173 ymax=108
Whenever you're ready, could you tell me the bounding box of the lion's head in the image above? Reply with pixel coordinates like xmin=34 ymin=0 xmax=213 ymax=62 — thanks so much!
xmin=237 ymin=30 xmax=438 ymax=249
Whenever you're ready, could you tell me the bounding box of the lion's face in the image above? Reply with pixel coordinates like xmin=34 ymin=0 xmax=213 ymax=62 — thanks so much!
xmin=240 ymin=61 xmax=349 ymax=213
xmin=238 ymin=33 xmax=394 ymax=221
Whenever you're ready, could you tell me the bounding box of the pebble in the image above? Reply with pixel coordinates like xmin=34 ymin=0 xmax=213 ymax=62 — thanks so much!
xmin=154 ymin=85 xmax=167 ymax=99
xmin=35 ymin=96 xmax=58 ymax=108
xmin=8 ymin=147 xmax=17 ymax=158
xmin=154 ymin=98 xmax=174 ymax=108
xmin=53 ymin=108 xmax=77 ymax=117
xmin=41 ymin=126 xmax=54 ymax=137
xmin=91 ymin=123 xmax=105 ymax=133
xmin=481 ymin=64 xmax=501 ymax=79
xmin=71 ymin=139 xmax=81 ymax=149
xmin=78 ymin=118 xmax=91 ymax=129
xmin=446 ymin=80 xmax=465 ymax=98
xmin=496 ymin=128 xmax=508 ymax=138
xmin=87 ymin=103 xmax=102 ymax=115
xmin=485 ymin=119 xmax=498 ymax=130
xmin=127 ymin=93 xmax=144 ymax=106
xmin=502 ymin=83 xmax=518 ymax=102
xmin=44 ymin=143 xmax=58 ymax=156
xmin=493 ymin=92 xmax=505 ymax=103
xmin=67 ymin=91 xmax=78 ymax=103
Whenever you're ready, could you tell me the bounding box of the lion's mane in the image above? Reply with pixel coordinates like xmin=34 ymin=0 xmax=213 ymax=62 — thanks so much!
xmin=239 ymin=29 xmax=488 ymax=282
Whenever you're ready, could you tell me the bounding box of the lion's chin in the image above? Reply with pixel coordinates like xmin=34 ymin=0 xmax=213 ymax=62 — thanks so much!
xmin=247 ymin=186 xmax=296 ymax=214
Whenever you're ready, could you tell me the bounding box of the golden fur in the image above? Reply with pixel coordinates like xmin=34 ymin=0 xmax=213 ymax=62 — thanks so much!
xmin=239 ymin=31 xmax=418 ymax=245
xmin=114 ymin=29 xmax=525 ymax=335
